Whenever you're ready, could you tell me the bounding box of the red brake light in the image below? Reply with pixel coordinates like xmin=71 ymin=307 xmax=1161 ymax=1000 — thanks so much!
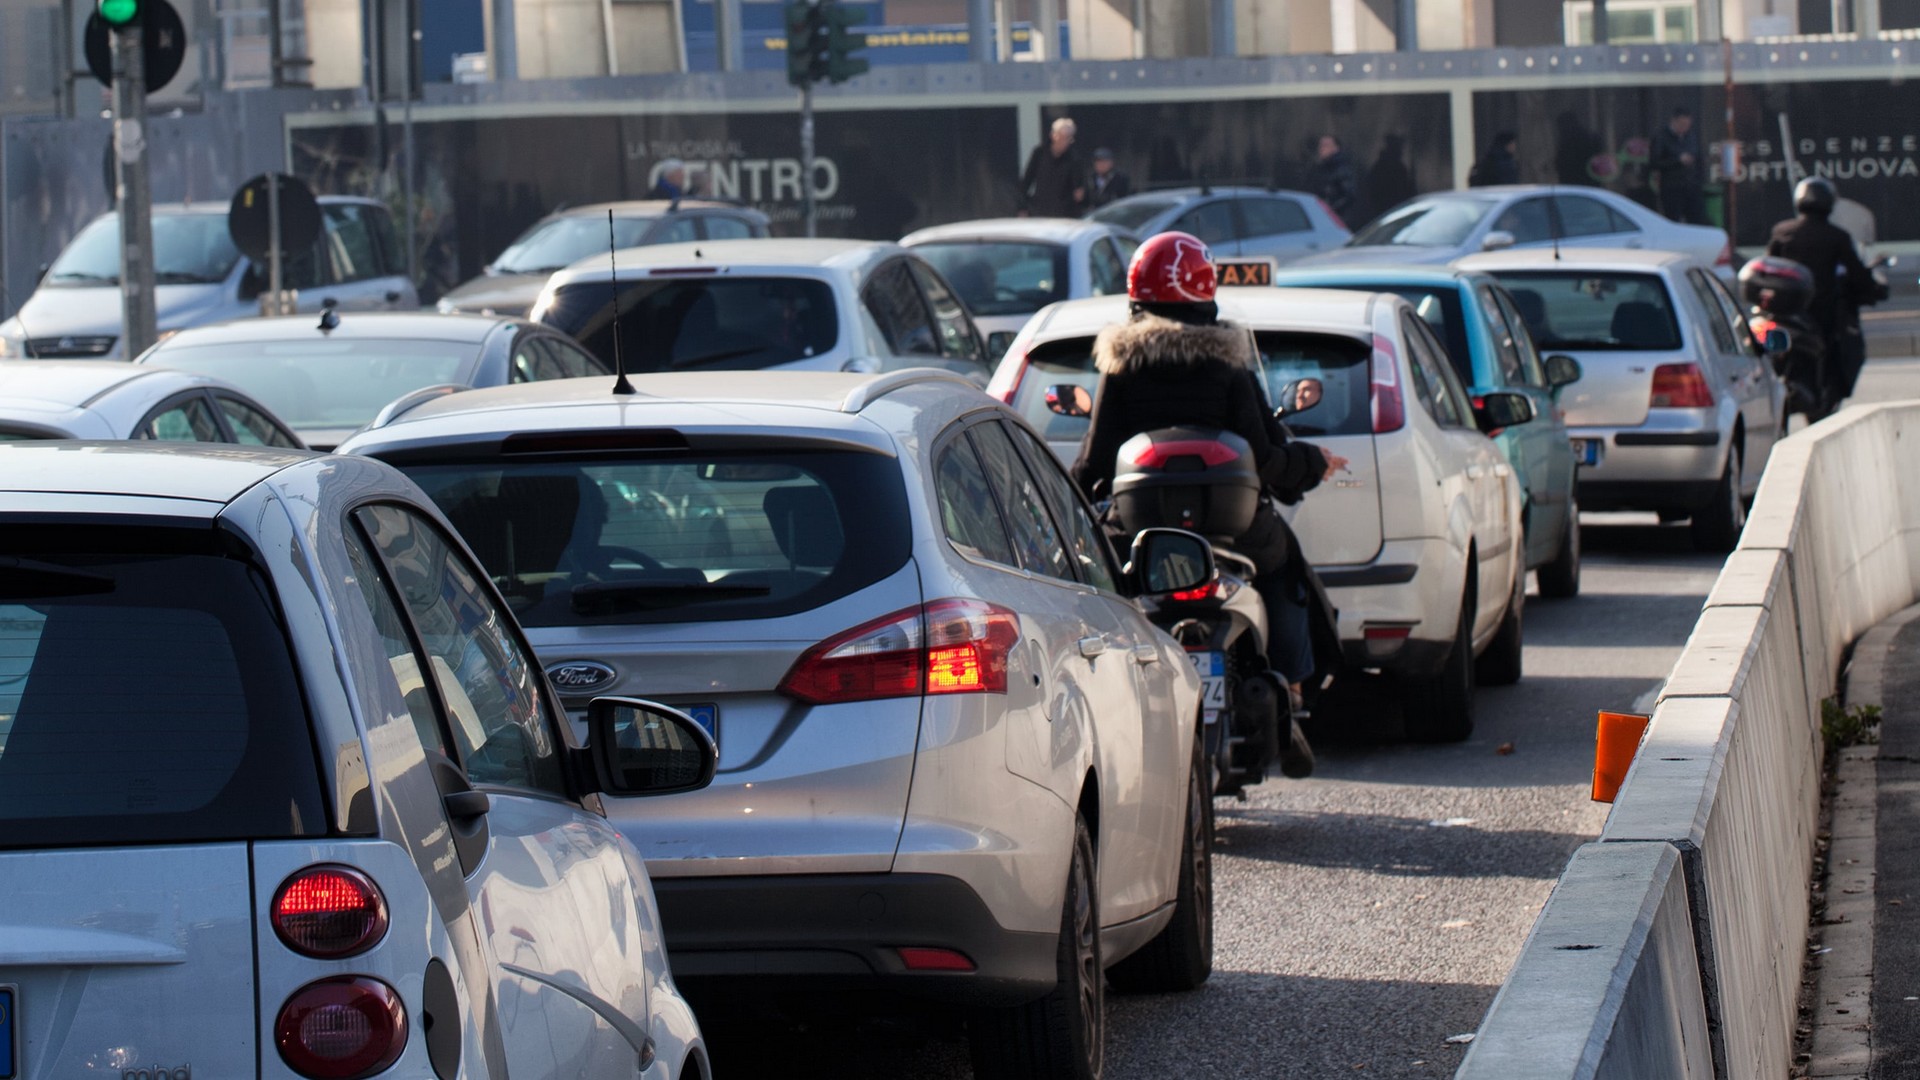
xmin=1371 ymin=334 xmax=1405 ymax=433
xmin=779 ymin=600 xmax=1020 ymax=705
xmin=1166 ymin=582 xmax=1221 ymax=602
xmin=898 ymin=946 xmax=977 ymax=972
xmin=1649 ymin=363 xmax=1714 ymax=408
xmin=1716 ymin=241 xmax=1734 ymax=267
xmin=272 ymin=867 xmax=388 ymax=959
xmin=987 ymin=343 xmax=1029 ymax=404
xmin=275 ymin=976 xmax=408 ymax=1079
xmin=1119 ymin=439 xmax=1241 ymax=469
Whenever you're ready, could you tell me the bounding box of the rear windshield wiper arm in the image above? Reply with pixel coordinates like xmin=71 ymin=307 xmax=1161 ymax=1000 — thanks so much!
xmin=572 ymin=580 xmax=772 ymax=616
xmin=0 ymin=556 xmax=116 ymax=599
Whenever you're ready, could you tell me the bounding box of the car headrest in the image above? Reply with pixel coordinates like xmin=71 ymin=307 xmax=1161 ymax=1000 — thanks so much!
xmin=763 ymin=485 xmax=843 ymax=568
xmin=1609 ymin=301 xmax=1668 ymax=348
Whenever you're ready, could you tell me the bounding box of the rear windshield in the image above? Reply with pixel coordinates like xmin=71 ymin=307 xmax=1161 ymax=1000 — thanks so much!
xmin=912 ymin=241 xmax=1069 ymax=317
xmin=0 ymin=534 xmax=326 ymax=849
xmin=145 ymin=339 xmax=476 ymax=431
xmin=399 ymin=449 xmax=911 ymax=627
xmin=1324 ymin=283 xmax=1471 ymax=384
xmin=1348 ymin=196 xmax=1497 ymax=248
xmin=539 ymin=277 xmax=839 ymax=374
xmin=494 ymin=215 xmax=656 ymax=275
xmin=1493 ymin=271 xmax=1682 ymax=352
xmin=1089 ymin=198 xmax=1178 ymax=232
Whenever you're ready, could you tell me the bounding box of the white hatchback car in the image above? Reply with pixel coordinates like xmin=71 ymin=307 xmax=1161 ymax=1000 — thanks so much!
xmin=338 ymin=369 xmax=1213 ymax=1079
xmin=900 ymin=217 xmax=1140 ymax=357
xmin=0 ymin=442 xmax=715 ymax=1080
xmin=991 ymin=289 xmax=1530 ymax=741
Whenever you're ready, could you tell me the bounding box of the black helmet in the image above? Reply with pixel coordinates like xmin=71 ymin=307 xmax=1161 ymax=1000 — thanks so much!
xmin=1795 ymin=176 xmax=1837 ymax=216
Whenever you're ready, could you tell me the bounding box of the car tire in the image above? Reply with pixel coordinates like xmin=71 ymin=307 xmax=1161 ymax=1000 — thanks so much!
xmin=1690 ymin=446 xmax=1746 ymax=554
xmin=971 ymin=814 xmax=1104 ymax=1080
xmin=1107 ymin=734 xmax=1214 ymax=995
xmin=1475 ymin=568 xmax=1524 ymax=687
xmin=1536 ymin=495 xmax=1581 ymax=600
xmin=1404 ymin=577 xmax=1476 ymax=743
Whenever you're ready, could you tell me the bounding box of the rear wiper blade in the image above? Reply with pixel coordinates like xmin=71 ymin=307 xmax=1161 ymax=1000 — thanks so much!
xmin=572 ymin=580 xmax=771 ymax=616
xmin=0 ymin=556 xmax=115 ymax=599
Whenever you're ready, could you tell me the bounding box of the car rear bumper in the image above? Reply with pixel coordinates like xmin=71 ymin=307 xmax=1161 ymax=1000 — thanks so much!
xmin=1323 ymin=537 xmax=1460 ymax=679
xmin=653 ymin=872 xmax=1059 ymax=1007
xmin=1568 ymin=414 xmax=1726 ymax=498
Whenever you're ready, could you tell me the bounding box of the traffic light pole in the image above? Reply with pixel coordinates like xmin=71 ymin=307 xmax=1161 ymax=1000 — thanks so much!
xmin=801 ymin=81 xmax=817 ymax=238
xmin=111 ymin=21 xmax=157 ymax=357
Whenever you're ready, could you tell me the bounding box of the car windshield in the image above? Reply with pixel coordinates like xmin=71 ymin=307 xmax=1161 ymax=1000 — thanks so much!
xmin=400 ymin=450 xmax=912 ymax=627
xmin=143 ymin=339 xmax=475 ymax=430
xmin=1089 ymin=197 xmax=1179 ymax=232
xmin=1348 ymin=196 xmax=1498 ymax=248
xmin=539 ymin=277 xmax=839 ymax=373
xmin=1492 ymin=271 xmax=1683 ymax=351
xmin=44 ymin=213 xmax=242 ymax=286
xmin=912 ymin=241 xmax=1070 ymax=316
xmin=1326 ymin=282 xmax=1472 ymax=384
xmin=493 ymin=215 xmax=656 ymax=274
xmin=0 ymin=532 xmax=326 ymax=848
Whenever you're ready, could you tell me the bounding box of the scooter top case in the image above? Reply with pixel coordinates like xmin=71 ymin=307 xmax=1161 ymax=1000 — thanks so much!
xmin=1111 ymin=426 xmax=1261 ymax=543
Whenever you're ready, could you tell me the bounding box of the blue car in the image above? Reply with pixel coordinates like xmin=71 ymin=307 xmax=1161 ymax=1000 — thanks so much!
xmin=1270 ymin=266 xmax=1585 ymax=597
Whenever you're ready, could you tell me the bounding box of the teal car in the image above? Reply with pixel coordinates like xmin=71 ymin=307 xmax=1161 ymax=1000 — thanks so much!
xmin=1268 ymin=266 xmax=1585 ymax=597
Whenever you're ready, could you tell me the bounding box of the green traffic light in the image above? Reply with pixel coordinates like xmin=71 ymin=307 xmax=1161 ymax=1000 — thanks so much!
xmin=97 ymin=0 xmax=140 ymax=27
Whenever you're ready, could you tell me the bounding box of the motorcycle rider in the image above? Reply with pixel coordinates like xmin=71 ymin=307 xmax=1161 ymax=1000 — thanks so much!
xmin=1768 ymin=177 xmax=1877 ymax=417
xmin=1071 ymin=231 xmax=1347 ymax=779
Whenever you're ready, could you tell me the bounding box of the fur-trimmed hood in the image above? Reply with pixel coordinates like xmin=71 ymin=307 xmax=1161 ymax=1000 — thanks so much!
xmin=1093 ymin=314 xmax=1254 ymax=376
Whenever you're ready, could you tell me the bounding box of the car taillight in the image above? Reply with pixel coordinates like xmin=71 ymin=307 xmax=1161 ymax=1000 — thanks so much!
xmin=898 ymin=946 xmax=977 ymax=972
xmin=1649 ymin=363 xmax=1714 ymax=408
xmin=272 ymin=867 xmax=388 ymax=959
xmin=1166 ymin=583 xmax=1217 ymax=602
xmin=1371 ymin=334 xmax=1405 ymax=433
xmin=779 ymin=599 xmax=1020 ymax=705
xmin=1716 ymin=241 xmax=1734 ymax=267
xmin=275 ymin=976 xmax=408 ymax=1079
xmin=1118 ymin=439 xmax=1241 ymax=469
xmin=986 ymin=344 xmax=1028 ymax=404
xmin=1318 ymin=197 xmax=1348 ymax=232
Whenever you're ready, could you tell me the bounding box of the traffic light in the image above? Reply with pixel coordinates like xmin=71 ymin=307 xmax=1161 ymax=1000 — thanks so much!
xmin=824 ymin=4 xmax=868 ymax=84
xmin=97 ymin=0 xmax=140 ymax=28
xmin=785 ymin=1 xmax=825 ymax=87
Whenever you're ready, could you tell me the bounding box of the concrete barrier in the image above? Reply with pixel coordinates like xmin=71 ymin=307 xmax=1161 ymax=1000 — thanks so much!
xmin=1458 ymin=402 xmax=1920 ymax=1080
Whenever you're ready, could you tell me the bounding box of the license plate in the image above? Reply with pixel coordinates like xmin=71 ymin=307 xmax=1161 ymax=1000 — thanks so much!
xmin=1572 ymin=438 xmax=1603 ymax=467
xmin=681 ymin=703 xmax=719 ymax=746
xmin=1 ymin=985 xmax=16 ymax=1080
xmin=1188 ymin=652 xmax=1227 ymax=723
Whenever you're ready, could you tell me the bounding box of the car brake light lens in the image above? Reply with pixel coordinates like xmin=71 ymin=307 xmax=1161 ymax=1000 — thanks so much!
xmin=275 ymin=976 xmax=408 ymax=1079
xmin=272 ymin=867 xmax=388 ymax=959
xmin=1371 ymin=334 xmax=1405 ymax=433
xmin=1649 ymin=363 xmax=1714 ymax=408
xmin=1716 ymin=241 xmax=1734 ymax=267
xmin=1119 ymin=439 xmax=1241 ymax=469
xmin=779 ymin=599 xmax=1020 ymax=705
xmin=986 ymin=343 xmax=1028 ymax=403
xmin=898 ymin=946 xmax=977 ymax=971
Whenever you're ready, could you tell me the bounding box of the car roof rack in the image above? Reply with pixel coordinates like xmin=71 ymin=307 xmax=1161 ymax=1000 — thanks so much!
xmin=369 ymin=383 xmax=472 ymax=429
xmin=839 ymin=368 xmax=980 ymax=413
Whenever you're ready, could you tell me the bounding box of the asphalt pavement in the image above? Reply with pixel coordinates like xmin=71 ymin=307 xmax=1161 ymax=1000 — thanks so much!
xmin=696 ymin=529 xmax=1726 ymax=1079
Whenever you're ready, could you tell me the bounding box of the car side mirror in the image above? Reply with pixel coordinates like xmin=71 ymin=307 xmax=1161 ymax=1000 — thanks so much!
xmin=1124 ymin=528 xmax=1217 ymax=596
xmin=1762 ymin=328 xmax=1790 ymax=355
xmin=1274 ymin=377 xmax=1324 ymax=417
xmin=1545 ymin=354 xmax=1582 ymax=388
xmin=588 ymin=697 xmax=718 ymax=797
xmin=1046 ymin=383 xmax=1093 ymax=418
xmin=1473 ymin=390 xmax=1535 ymax=433
xmin=986 ymin=330 xmax=1017 ymax=360
xmin=1481 ymin=230 xmax=1517 ymax=252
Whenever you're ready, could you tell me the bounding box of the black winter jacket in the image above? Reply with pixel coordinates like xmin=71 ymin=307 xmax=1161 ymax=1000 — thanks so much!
xmin=1768 ymin=214 xmax=1876 ymax=332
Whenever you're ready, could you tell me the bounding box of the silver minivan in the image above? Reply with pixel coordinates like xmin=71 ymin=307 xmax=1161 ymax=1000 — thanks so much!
xmin=0 ymin=198 xmax=418 ymax=360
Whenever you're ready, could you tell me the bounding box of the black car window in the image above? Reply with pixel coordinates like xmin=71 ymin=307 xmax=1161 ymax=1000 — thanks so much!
xmin=1606 ymin=205 xmax=1642 ymax=233
xmin=934 ymin=432 xmax=1017 ymax=566
xmin=1487 ymin=287 xmax=1549 ymax=387
xmin=322 ymin=204 xmax=385 ymax=283
xmin=137 ymin=394 xmax=224 ymax=442
xmin=1686 ymin=269 xmax=1740 ymax=354
xmin=1256 ymin=331 xmax=1376 ymax=437
xmin=542 ymin=276 xmax=840 ymax=373
xmin=913 ymin=241 xmax=1068 ymax=317
xmin=1171 ymin=200 xmax=1238 ymax=245
xmin=355 ymin=504 xmax=566 ymax=794
xmin=542 ymin=336 xmax=610 ymax=378
xmin=701 ymin=216 xmax=757 ymax=240
xmin=970 ymin=420 xmax=1074 ymax=582
xmin=650 ymin=216 xmax=700 ymax=245
xmin=1493 ymin=198 xmax=1555 ymax=245
xmin=1495 ymin=271 xmax=1683 ymax=351
xmin=1554 ymin=196 xmax=1618 ymax=239
xmin=1402 ymin=313 xmax=1467 ymax=428
xmin=864 ymin=260 xmax=940 ymax=357
xmin=0 ymin=532 xmax=326 ymax=848
xmin=1006 ymin=422 xmax=1118 ymax=593
xmin=1239 ymin=197 xmax=1312 ymax=237
xmin=1704 ymin=274 xmax=1762 ymax=353
xmin=344 ymin=526 xmax=452 ymax=760
xmin=1475 ymin=285 xmax=1529 ymax=385
xmin=216 ymin=394 xmax=301 ymax=448
xmin=907 ymin=259 xmax=985 ymax=365
xmin=1089 ymin=238 xmax=1127 ymax=296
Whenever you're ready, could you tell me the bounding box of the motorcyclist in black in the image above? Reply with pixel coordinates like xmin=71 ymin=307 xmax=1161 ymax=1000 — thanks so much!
xmin=1070 ymin=231 xmax=1345 ymax=779
xmin=1768 ymin=177 xmax=1878 ymax=417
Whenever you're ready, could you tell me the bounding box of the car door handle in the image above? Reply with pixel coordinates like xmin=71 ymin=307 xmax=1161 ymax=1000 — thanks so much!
xmin=1132 ymin=643 xmax=1160 ymax=665
xmin=443 ymin=791 xmax=491 ymax=821
xmin=1078 ymin=635 xmax=1108 ymax=659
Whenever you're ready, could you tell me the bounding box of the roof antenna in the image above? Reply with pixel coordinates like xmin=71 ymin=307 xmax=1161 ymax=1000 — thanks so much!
xmin=1550 ymin=182 xmax=1562 ymax=261
xmin=608 ymin=209 xmax=636 ymax=396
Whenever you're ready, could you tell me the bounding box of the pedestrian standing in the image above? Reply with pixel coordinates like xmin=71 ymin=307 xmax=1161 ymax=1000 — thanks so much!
xmin=1470 ymin=132 xmax=1521 ymax=187
xmin=1650 ymin=107 xmax=1707 ymax=224
xmin=1088 ymin=148 xmax=1132 ymax=210
xmin=1365 ymin=135 xmax=1417 ymax=216
xmin=649 ymin=159 xmax=688 ymax=201
xmin=1309 ymin=135 xmax=1359 ymax=225
xmin=1020 ymin=118 xmax=1087 ymax=218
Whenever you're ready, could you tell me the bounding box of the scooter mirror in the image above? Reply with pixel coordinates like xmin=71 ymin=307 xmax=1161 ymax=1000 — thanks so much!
xmin=1125 ymin=528 xmax=1217 ymax=596
xmin=1046 ymin=384 xmax=1093 ymax=418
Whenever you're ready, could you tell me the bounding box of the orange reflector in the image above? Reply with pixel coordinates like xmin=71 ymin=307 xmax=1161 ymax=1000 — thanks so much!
xmin=898 ymin=947 xmax=976 ymax=972
xmin=1592 ymin=711 xmax=1652 ymax=803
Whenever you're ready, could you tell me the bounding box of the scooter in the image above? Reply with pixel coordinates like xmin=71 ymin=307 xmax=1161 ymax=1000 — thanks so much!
xmin=1738 ymin=256 xmax=1824 ymax=420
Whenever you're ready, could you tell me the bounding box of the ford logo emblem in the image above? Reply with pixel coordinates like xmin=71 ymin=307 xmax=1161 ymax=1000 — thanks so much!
xmin=546 ymin=661 xmax=617 ymax=692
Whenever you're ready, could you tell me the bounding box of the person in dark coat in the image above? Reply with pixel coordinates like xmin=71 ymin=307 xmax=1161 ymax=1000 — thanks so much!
xmin=1019 ymin=117 xmax=1087 ymax=217
xmin=1087 ymin=147 xmax=1132 ymax=210
xmin=648 ymin=158 xmax=687 ymax=201
xmin=1365 ymin=135 xmax=1418 ymax=219
xmin=1310 ymin=135 xmax=1360 ymax=225
xmin=1470 ymin=132 xmax=1521 ymax=187
xmin=1768 ymin=177 xmax=1878 ymax=414
xmin=1072 ymin=232 xmax=1346 ymax=778
xmin=1650 ymin=107 xmax=1707 ymax=224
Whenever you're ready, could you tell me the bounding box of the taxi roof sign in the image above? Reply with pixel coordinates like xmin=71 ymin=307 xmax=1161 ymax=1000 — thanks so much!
xmin=1216 ymin=259 xmax=1275 ymax=287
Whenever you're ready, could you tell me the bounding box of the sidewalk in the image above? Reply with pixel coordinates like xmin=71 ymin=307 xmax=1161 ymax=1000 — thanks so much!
xmin=1801 ymin=604 xmax=1920 ymax=1079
